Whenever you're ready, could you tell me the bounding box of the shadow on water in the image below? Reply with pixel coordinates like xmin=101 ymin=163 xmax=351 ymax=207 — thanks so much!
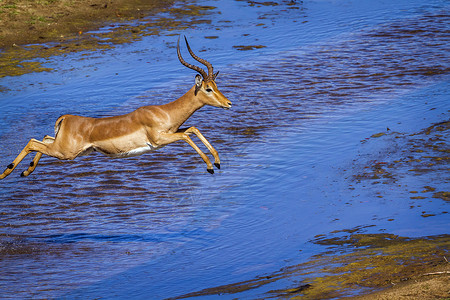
xmin=0 ymin=0 xmax=449 ymax=298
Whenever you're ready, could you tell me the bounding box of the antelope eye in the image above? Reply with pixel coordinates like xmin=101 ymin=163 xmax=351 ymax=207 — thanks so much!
xmin=205 ymin=87 xmax=213 ymax=93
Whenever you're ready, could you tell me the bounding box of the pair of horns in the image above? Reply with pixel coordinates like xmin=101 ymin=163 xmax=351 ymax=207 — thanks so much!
xmin=177 ymin=36 xmax=217 ymax=82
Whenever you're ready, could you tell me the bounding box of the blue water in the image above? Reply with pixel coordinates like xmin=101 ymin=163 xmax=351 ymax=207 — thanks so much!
xmin=0 ymin=0 xmax=449 ymax=298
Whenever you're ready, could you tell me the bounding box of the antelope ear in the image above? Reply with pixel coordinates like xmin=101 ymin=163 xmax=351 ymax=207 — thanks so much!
xmin=194 ymin=74 xmax=202 ymax=95
xmin=213 ymin=71 xmax=219 ymax=80
xmin=195 ymin=74 xmax=202 ymax=87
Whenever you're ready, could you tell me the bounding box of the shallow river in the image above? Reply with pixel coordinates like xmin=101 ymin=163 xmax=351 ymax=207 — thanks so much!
xmin=0 ymin=0 xmax=449 ymax=298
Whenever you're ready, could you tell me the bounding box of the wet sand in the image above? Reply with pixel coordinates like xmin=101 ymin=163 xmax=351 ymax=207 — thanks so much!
xmin=351 ymin=270 xmax=449 ymax=300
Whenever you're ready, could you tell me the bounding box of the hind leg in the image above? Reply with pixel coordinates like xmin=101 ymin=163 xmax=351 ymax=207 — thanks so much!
xmin=0 ymin=137 xmax=59 ymax=179
xmin=21 ymin=136 xmax=55 ymax=177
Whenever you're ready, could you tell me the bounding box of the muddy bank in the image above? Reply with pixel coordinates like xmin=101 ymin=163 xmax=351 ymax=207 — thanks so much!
xmin=172 ymin=233 xmax=449 ymax=299
xmin=0 ymin=0 xmax=176 ymax=49
xmin=351 ymin=269 xmax=449 ymax=300
xmin=0 ymin=0 xmax=220 ymax=79
xmin=0 ymin=0 xmax=178 ymax=78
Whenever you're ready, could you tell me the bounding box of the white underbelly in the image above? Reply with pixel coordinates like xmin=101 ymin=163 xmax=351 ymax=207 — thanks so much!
xmin=97 ymin=142 xmax=159 ymax=158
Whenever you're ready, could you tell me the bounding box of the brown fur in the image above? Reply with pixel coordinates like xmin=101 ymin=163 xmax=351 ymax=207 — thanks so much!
xmin=0 ymin=80 xmax=231 ymax=179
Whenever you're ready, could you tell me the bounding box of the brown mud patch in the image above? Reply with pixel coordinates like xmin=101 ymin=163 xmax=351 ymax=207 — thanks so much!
xmin=232 ymin=45 xmax=266 ymax=51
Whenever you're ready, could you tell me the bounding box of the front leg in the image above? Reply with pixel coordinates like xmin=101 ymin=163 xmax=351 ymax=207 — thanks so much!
xmin=179 ymin=127 xmax=221 ymax=169
xmin=159 ymin=131 xmax=215 ymax=174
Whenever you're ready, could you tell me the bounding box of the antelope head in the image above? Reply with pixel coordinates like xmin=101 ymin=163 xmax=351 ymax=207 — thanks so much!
xmin=177 ymin=36 xmax=232 ymax=109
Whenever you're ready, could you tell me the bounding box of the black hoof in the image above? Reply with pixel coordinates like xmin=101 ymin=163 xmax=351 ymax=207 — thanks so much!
xmin=207 ymin=168 xmax=214 ymax=174
xmin=214 ymin=163 xmax=221 ymax=169
xmin=7 ymin=163 xmax=14 ymax=169
xmin=20 ymin=171 xmax=26 ymax=177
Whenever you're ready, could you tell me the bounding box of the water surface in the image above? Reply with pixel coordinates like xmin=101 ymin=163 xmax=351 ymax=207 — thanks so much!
xmin=0 ymin=0 xmax=449 ymax=298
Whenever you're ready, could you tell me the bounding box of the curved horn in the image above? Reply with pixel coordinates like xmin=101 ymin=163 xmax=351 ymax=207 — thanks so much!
xmin=177 ymin=36 xmax=208 ymax=80
xmin=184 ymin=36 xmax=214 ymax=81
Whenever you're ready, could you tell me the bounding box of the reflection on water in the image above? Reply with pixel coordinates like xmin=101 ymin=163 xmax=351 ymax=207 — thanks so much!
xmin=0 ymin=0 xmax=449 ymax=298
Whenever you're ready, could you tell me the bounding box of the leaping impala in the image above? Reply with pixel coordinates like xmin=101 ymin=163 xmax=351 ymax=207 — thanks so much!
xmin=0 ymin=36 xmax=231 ymax=179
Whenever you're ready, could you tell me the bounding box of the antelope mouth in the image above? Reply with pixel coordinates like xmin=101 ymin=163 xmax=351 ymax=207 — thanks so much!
xmin=223 ymin=102 xmax=232 ymax=109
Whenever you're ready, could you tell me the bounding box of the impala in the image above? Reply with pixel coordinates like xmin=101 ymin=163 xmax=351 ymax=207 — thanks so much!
xmin=0 ymin=36 xmax=231 ymax=179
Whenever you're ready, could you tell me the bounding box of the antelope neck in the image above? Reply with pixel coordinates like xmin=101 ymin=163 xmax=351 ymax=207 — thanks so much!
xmin=161 ymin=86 xmax=204 ymax=132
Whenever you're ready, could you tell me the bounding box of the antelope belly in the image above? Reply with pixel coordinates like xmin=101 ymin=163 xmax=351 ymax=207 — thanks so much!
xmin=98 ymin=143 xmax=158 ymax=158
xmin=123 ymin=144 xmax=155 ymax=157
